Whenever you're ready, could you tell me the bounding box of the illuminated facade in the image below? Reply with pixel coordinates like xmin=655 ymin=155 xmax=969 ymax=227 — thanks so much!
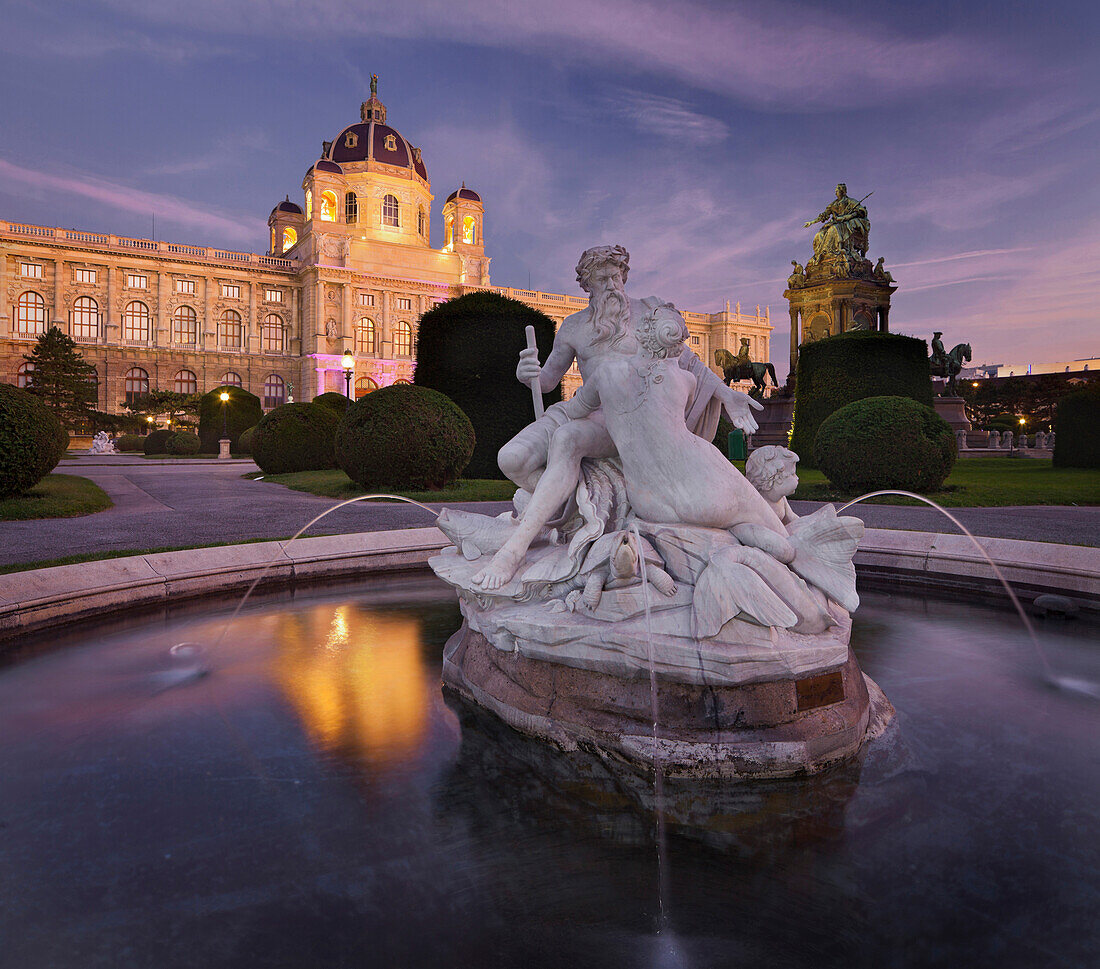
xmin=1 ymin=84 xmax=772 ymax=412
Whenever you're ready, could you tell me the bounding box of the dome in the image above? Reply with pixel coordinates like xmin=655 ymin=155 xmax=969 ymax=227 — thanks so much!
xmin=326 ymin=88 xmax=428 ymax=181
xmin=270 ymin=196 xmax=302 ymax=217
xmin=314 ymin=159 xmax=343 ymax=174
xmin=445 ymin=186 xmax=482 ymax=204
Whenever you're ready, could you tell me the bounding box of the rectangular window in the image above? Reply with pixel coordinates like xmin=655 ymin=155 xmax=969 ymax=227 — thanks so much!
xmin=221 ymin=283 xmax=241 ymax=299
xmin=357 ymin=293 xmax=375 ymax=307
xmin=690 ymin=336 xmax=701 ymax=346
xmin=176 ymin=279 xmax=196 ymax=294
xmin=20 ymin=263 xmax=43 ymax=279
xmin=127 ymin=273 xmax=147 ymax=289
xmin=265 ymin=288 xmax=283 ymax=303
xmin=73 ymin=268 xmax=97 ymax=284
xmin=396 ymin=297 xmax=412 ymax=311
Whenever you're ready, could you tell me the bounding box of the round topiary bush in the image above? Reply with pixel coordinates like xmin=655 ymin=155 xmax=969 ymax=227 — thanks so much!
xmin=143 ymin=428 xmax=177 ymax=455
xmin=414 ymin=291 xmax=560 ymax=479
xmin=791 ymin=331 xmax=933 ymax=467
xmin=336 ymin=384 xmax=475 ymax=490
xmin=0 ymin=383 xmax=66 ymax=498
xmin=237 ymin=424 xmax=259 ymax=454
xmin=198 ymin=386 xmax=263 ymax=454
xmin=813 ymin=395 xmax=956 ymax=493
xmin=251 ymin=402 xmax=341 ymax=474
xmin=165 ymin=431 xmax=201 ymax=455
xmin=313 ymin=392 xmax=352 ymax=416
xmin=1053 ymin=383 xmax=1100 ymax=469
xmin=115 ymin=433 xmax=143 ymax=452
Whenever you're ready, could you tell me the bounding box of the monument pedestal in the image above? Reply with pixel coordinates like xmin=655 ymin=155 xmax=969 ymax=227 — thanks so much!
xmin=933 ymin=397 xmax=972 ymax=433
xmin=750 ymin=395 xmax=795 ymax=449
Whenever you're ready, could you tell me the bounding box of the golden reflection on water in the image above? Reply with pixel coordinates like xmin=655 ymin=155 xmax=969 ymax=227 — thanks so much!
xmin=272 ymin=603 xmax=432 ymax=768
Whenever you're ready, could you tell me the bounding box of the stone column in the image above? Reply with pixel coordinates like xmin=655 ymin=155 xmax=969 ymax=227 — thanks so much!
xmin=788 ymin=306 xmax=799 ymax=378
xmin=105 ymin=266 xmax=116 ymax=343
xmin=248 ymin=280 xmax=257 ymax=354
xmin=54 ymin=256 xmax=66 ymax=329
xmin=203 ymin=275 xmax=214 ymax=352
xmin=342 ymin=282 xmax=353 ymax=346
xmin=880 ymin=304 xmax=890 ymax=332
xmin=155 ymin=271 xmax=166 ymax=346
xmin=381 ymin=290 xmax=391 ymax=358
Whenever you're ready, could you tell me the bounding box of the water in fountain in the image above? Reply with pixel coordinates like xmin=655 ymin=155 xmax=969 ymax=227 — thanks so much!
xmin=839 ymin=490 xmax=1098 ymax=700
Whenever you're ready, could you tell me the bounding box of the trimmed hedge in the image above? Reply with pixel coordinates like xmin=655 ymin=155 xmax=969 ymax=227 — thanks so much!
xmin=237 ymin=424 xmax=259 ymax=454
xmin=165 ymin=431 xmax=201 ymax=455
xmin=813 ymin=395 xmax=956 ymax=493
xmin=251 ymin=402 xmax=341 ymax=474
xmin=313 ymin=392 xmax=352 ymax=416
xmin=0 ymin=383 xmax=66 ymax=498
xmin=1053 ymin=383 xmax=1100 ymax=469
xmin=336 ymin=384 xmax=475 ymax=490
xmin=143 ymin=428 xmax=177 ymax=455
xmin=115 ymin=433 xmax=144 ymax=452
xmin=198 ymin=386 xmax=263 ymax=453
xmin=414 ymin=291 xmax=561 ymax=479
xmin=791 ymin=331 xmax=933 ymax=467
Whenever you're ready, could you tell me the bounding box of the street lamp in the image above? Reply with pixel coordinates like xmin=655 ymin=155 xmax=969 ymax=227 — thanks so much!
xmin=220 ymin=391 xmax=230 ymax=437
xmin=341 ymin=349 xmax=355 ymax=399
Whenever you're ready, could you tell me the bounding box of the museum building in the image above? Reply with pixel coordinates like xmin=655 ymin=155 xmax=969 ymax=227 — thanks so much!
xmin=1 ymin=83 xmax=772 ymax=415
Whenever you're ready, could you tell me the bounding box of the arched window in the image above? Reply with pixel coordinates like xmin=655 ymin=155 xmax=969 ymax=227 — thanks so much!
xmin=345 ymin=191 xmax=358 ymax=224
xmin=85 ymin=368 xmax=99 ymax=408
xmin=305 ymin=189 xmax=313 ymax=220
xmin=393 ymin=320 xmax=412 ymax=357
xmin=221 ymin=371 xmax=242 ymax=388
xmin=173 ymin=369 xmax=197 ymax=395
xmin=124 ymin=367 xmax=149 ymax=406
xmin=262 ymin=314 xmax=285 ymax=353
xmin=462 ymin=216 xmax=476 ymax=245
xmin=172 ymin=305 xmax=198 ymax=345
xmin=16 ymin=361 xmax=33 ymax=388
xmin=263 ymin=374 xmax=286 ymax=409
xmin=72 ymin=296 xmax=99 ymax=341
xmin=281 ymin=226 xmax=297 ymax=253
xmin=219 ymin=310 xmax=242 ymax=349
xmin=123 ymin=301 xmax=151 ymax=342
xmin=444 ymin=215 xmax=453 ymax=249
xmin=355 ymin=376 xmax=378 ymax=399
xmin=418 ymin=207 xmax=425 ymax=237
xmin=356 ymin=318 xmax=375 ymax=354
xmin=393 ymin=378 xmax=412 ymax=385
xmin=15 ymin=291 xmax=47 ymax=336
xmin=320 ymin=191 xmax=337 ymax=222
xmin=270 ymin=226 xmax=277 ymax=253
xmin=382 ymin=194 xmax=399 ymax=227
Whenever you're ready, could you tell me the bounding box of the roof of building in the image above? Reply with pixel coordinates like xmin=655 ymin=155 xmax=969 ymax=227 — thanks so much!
xmin=313 ymin=159 xmax=343 ymax=174
xmin=326 ymin=91 xmax=428 ymax=180
xmin=271 ymin=196 xmax=303 ymax=216
xmin=445 ymin=185 xmax=482 ymax=204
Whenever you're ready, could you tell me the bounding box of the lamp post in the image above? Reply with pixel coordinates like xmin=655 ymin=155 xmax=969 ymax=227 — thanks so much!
xmin=341 ymin=349 xmax=355 ymax=400
xmin=218 ymin=391 xmax=231 ymax=460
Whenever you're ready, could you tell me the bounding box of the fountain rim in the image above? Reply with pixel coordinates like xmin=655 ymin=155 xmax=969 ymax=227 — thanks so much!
xmin=0 ymin=526 xmax=1096 ymax=645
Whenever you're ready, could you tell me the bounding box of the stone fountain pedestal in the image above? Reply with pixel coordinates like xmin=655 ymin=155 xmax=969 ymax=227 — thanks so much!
xmin=434 ymin=542 xmax=894 ymax=780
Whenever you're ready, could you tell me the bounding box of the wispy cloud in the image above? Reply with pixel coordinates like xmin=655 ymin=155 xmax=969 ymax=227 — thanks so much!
xmin=0 ymin=159 xmax=263 ymax=242
xmin=603 ymin=90 xmax=728 ymax=145
xmin=102 ymin=0 xmax=1011 ymax=109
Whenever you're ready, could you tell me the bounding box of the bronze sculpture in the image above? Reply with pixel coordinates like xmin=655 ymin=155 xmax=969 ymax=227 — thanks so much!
xmin=715 ymin=339 xmax=778 ymax=400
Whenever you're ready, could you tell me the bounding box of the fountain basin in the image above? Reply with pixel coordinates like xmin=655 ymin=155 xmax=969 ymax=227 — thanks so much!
xmin=442 ymin=622 xmax=894 ymax=778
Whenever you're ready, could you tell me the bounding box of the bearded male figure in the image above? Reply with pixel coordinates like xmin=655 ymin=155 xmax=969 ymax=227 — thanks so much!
xmin=477 ymin=245 xmax=761 ymax=590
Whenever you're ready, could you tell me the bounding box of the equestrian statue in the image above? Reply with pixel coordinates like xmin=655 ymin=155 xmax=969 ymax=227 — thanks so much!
xmin=928 ymin=331 xmax=972 ymax=396
xmin=715 ymin=339 xmax=778 ymax=400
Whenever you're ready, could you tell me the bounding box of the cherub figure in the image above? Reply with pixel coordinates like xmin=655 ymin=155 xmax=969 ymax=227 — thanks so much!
xmin=745 ymin=446 xmax=800 ymax=525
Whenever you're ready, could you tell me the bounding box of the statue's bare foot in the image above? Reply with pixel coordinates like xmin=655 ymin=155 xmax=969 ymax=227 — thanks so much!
xmin=472 ymin=546 xmax=525 ymax=590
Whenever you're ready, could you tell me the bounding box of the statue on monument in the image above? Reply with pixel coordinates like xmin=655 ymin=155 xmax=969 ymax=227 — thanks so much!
xmin=927 ymin=331 xmax=973 ymax=396
xmin=873 ymin=257 xmax=894 ymax=284
xmin=714 ymin=339 xmax=779 ymax=400
xmin=803 ymin=183 xmax=871 ymax=274
xmin=787 ymin=260 xmax=806 ymax=290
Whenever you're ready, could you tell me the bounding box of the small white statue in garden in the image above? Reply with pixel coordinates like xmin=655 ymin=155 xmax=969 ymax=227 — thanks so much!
xmin=988 ymin=430 xmax=1000 ymax=449
xmin=88 ymin=431 xmax=117 ymax=454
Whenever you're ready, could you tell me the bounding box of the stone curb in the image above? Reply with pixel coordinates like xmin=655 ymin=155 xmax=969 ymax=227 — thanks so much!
xmin=0 ymin=526 xmax=1096 ymax=642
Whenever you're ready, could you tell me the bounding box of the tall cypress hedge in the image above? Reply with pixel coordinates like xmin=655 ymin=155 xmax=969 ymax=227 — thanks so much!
xmin=790 ymin=331 xmax=933 ymax=466
xmin=197 ymin=385 xmax=263 ymax=453
xmin=414 ymin=292 xmax=561 ymax=479
xmin=1053 ymin=383 xmax=1100 ymax=469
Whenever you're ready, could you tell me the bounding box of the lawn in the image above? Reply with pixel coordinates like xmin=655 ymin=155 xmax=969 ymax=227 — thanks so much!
xmin=731 ymin=457 xmax=1099 ymax=507
xmin=0 ymin=475 xmax=113 ymax=520
xmin=250 ymin=470 xmax=517 ymax=503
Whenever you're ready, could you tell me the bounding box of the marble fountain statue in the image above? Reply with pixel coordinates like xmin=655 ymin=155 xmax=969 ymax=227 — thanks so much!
xmin=430 ymin=245 xmax=894 ymax=779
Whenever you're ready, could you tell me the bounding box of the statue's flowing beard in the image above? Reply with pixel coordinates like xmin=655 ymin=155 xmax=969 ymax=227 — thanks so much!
xmin=588 ymin=283 xmax=629 ymax=345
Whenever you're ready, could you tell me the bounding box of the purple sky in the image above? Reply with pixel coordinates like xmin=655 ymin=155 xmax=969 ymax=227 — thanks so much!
xmin=2 ymin=0 xmax=1097 ymax=378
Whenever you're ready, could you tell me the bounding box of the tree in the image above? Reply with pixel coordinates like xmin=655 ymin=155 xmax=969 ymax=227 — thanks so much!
xmin=121 ymin=389 xmax=200 ymax=427
xmin=414 ymin=292 xmax=560 ymax=478
xmin=22 ymin=326 xmax=98 ymax=426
